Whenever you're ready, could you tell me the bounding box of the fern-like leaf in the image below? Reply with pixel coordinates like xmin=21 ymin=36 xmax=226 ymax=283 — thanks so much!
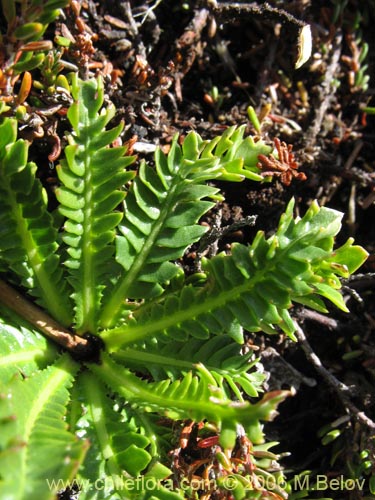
xmin=55 ymin=76 xmax=136 ymax=333
xmin=92 ymin=354 xmax=290 ymax=449
xmin=0 ymin=355 xmax=87 ymax=500
xmin=99 ymin=138 xmax=221 ymax=327
xmin=192 ymin=124 xmax=272 ymax=182
xmin=103 ymin=198 xmax=368 ymax=349
xmin=0 ymin=118 xmax=72 ymax=326
xmin=99 ymin=127 xmax=272 ymax=328
xmin=76 ymin=372 xmax=182 ymax=500
xmin=0 ymin=74 xmax=369 ymax=500
xmin=113 ymin=335 xmax=265 ymax=398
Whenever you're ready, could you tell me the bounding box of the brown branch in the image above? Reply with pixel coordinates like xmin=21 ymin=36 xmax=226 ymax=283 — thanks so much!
xmin=295 ymin=323 xmax=375 ymax=429
xmin=296 ymin=308 xmax=339 ymax=330
xmin=207 ymin=2 xmax=305 ymax=28
xmin=304 ymin=30 xmax=343 ymax=150
xmin=0 ymin=279 xmax=89 ymax=352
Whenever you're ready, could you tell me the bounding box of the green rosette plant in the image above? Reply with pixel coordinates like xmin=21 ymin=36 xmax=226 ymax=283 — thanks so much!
xmin=0 ymin=76 xmax=368 ymax=500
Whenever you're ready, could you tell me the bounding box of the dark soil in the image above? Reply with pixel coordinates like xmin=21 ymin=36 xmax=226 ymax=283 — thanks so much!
xmin=6 ymin=0 xmax=375 ymax=498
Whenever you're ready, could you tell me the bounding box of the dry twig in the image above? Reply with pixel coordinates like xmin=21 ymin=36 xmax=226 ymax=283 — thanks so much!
xmin=0 ymin=279 xmax=102 ymax=361
xmin=295 ymin=323 xmax=375 ymax=429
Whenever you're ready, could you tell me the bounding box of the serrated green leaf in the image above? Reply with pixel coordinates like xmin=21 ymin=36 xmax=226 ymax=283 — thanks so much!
xmin=0 ymin=355 xmax=87 ymax=500
xmin=91 ymin=354 xmax=290 ymax=449
xmin=103 ymin=199 xmax=367 ymax=349
xmin=56 ymin=77 xmax=135 ymax=333
xmin=100 ymin=126 xmax=277 ymax=328
xmin=76 ymin=372 xmax=172 ymax=499
xmin=0 ymin=119 xmax=72 ymax=325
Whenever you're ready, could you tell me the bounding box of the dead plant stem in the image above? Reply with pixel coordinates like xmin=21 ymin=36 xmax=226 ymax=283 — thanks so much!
xmin=0 ymin=279 xmax=89 ymax=352
xmin=295 ymin=323 xmax=375 ymax=429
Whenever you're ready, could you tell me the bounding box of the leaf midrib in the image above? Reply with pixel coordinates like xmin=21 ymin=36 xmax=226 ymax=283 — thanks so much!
xmin=80 ymin=124 xmax=96 ymax=333
xmin=3 ymin=175 xmax=71 ymax=326
xmin=18 ymin=357 xmax=74 ymax=497
xmin=99 ymin=179 xmax=179 ymax=328
xmin=94 ymin=355 xmax=264 ymax=425
xmin=103 ymin=275 xmax=258 ymax=349
xmin=102 ymin=223 xmax=325 ymax=350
